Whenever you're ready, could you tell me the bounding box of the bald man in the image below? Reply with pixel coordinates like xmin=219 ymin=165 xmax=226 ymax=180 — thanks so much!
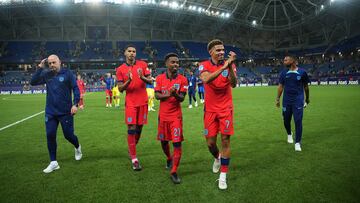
xmin=31 ymin=55 xmax=83 ymax=173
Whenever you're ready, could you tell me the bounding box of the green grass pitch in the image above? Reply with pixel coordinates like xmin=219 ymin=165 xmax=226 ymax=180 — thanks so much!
xmin=0 ymin=86 xmax=359 ymax=202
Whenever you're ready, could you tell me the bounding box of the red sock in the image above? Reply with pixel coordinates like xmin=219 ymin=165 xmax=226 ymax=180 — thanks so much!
xmin=135 ymin=134 xmax=141 ymax=145
xmin=161 ymin=142 xmax=171 ymax=161
xmin=110 ymin=97 xmax=113 ymax=103
xmin=220 ymin=165 xmax=228 ymax=173
xmin=127 ymin=135 xmax=136 ymax=159
xmin=171 ymin=147 xmax=182 ymax=174
xmin=106 ymin=97 xmax=109 ymax=104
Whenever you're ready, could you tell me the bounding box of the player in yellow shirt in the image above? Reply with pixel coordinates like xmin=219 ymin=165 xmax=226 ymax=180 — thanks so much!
xmin=146 ymin=70 xmax=156 ymax=111
xmin=112 ymin=75 xmax=120 ymax=108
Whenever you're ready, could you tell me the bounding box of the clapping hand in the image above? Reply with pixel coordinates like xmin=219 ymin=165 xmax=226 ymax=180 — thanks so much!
xmin=127 ymin=70 xmax=133 ymax=81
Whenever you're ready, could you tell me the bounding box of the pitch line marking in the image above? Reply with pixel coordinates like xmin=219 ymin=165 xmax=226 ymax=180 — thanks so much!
xmin=0 ymin=111 xmax=45 ymax=132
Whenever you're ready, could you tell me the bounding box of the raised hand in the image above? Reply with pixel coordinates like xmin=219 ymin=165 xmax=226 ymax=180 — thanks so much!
xmin=38 ymin=58 xmax=47 ymax=68
xmin=227 ymin=51 xmax=237 ymax=64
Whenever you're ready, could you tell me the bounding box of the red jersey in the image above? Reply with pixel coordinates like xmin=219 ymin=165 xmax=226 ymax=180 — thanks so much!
xmin=76 ymin=79 xmax=85 ymax=93
xmin=155 ymin=73 xmax=188 ymax=121
xmin=199 ymin=60 xmax=237 ymax=112
xmin=116 ymin=60 xmax=150 ymax=107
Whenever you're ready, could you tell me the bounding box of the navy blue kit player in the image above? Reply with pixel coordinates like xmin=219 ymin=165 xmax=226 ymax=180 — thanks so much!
xmin=197 ymin=77 xmax=205 ymax=104
xmin=187 ymin=71 xmax=198 ymax=108
xmin=276 ymin=55 xmax=310 ymax=152
xmin=31 ymin=55 xmax=83 ymax=173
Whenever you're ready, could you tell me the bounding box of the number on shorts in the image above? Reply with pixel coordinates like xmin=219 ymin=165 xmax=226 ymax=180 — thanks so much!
xmin=225 ymin=120 xmax=230 ymax=129
xmin=174 ymin=128 xmax=181 ymax=137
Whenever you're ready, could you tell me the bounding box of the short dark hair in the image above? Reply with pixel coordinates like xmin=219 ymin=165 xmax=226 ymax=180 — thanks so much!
xmin=164 ymin=52 xmax=179 ymax=62
xmin=124 ymin=44 xmax=136 ymax=52
xmin=207 ymin=39 xmax=223 ymax=51
xmin=285 ymin=54 xmax=297 ymax=61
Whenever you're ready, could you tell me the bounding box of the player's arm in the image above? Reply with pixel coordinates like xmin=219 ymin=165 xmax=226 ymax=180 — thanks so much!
xmin=154 ymin=76 xmax=169 ymax=101
xmin=276 ymin=84 xmax=283 ymax=108
xmin=30 ymin=59 xmax=47 ymax=86
xmin=140 ymin=75 xmax=153 ymax=85
xmin=200 ymin=52 xmax=236 ymax=84
xmin=228 ymin=63 xmax=237 ymax=88
xmin=117 ymin=70 xmax=132 ymax=93
xmin=118 ymin=80 xmax=130 ymax=93
xmin=83 ymin=82 xmax=86 ymax=93
xmin=101 ymin=78 xmax=106 ymax=86
xmin=200 ymin=62 xmax=229 ymax=84
xmin=172 ymin=78 xmax=188 ymax=102
xmin=138 ymin=68 xmax=153 ymax=85
xmin=303 ymin=71 xmax=310 ymax=105
xmin=304 ymin=83 xmax=310 ymax=104
xmin=173 ymin=92 xmax=186 ymax=102
xmin=155 ymin=91 xmax=171 ymax=101
xmin=194 ymin=79 xmax=197 ymax=91
xmin=70 ymin=71 xmax=80 ymax=115
xmin=170 ymin=87 xmax=186 ymax=102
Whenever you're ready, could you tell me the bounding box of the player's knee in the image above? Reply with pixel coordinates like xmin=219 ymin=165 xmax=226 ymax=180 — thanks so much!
xmin=128 ymin=125 xmax=136 ymax=130
xmin=135 ymin=129 xmax=142 ymax=135
xmin=63 ymin=129 xmax=75 ymax=139
xmin=283 ymin=116 xmax=291 ymax=122
xmin=46 ymin=132 xmax=56 ymax=140
xmin=221 ymin=141 xmax=230 ymax=149
xmin=294 ymin=119 xmax=302 ymax=125
xmin=221 ymin=135 xmax=230 ymax=145
xmin=161 ymin=141 xmax=169 ymax=146
xmin=64 ymin=134 xmax=75 ymax=142
xmin=173 ymin=142 xmax=182 ymax=148
xmin=136 ymin=125 xmax=143 ymax=131
xmin=128 ymin=129 xmax=136 ymax=135
xmin=207 ymin=140 xmax=216 ymax=148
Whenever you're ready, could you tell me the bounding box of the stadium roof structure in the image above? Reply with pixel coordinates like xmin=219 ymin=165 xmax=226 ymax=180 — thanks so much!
xmin=0 ymin=0 xmax=359 ymax=51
